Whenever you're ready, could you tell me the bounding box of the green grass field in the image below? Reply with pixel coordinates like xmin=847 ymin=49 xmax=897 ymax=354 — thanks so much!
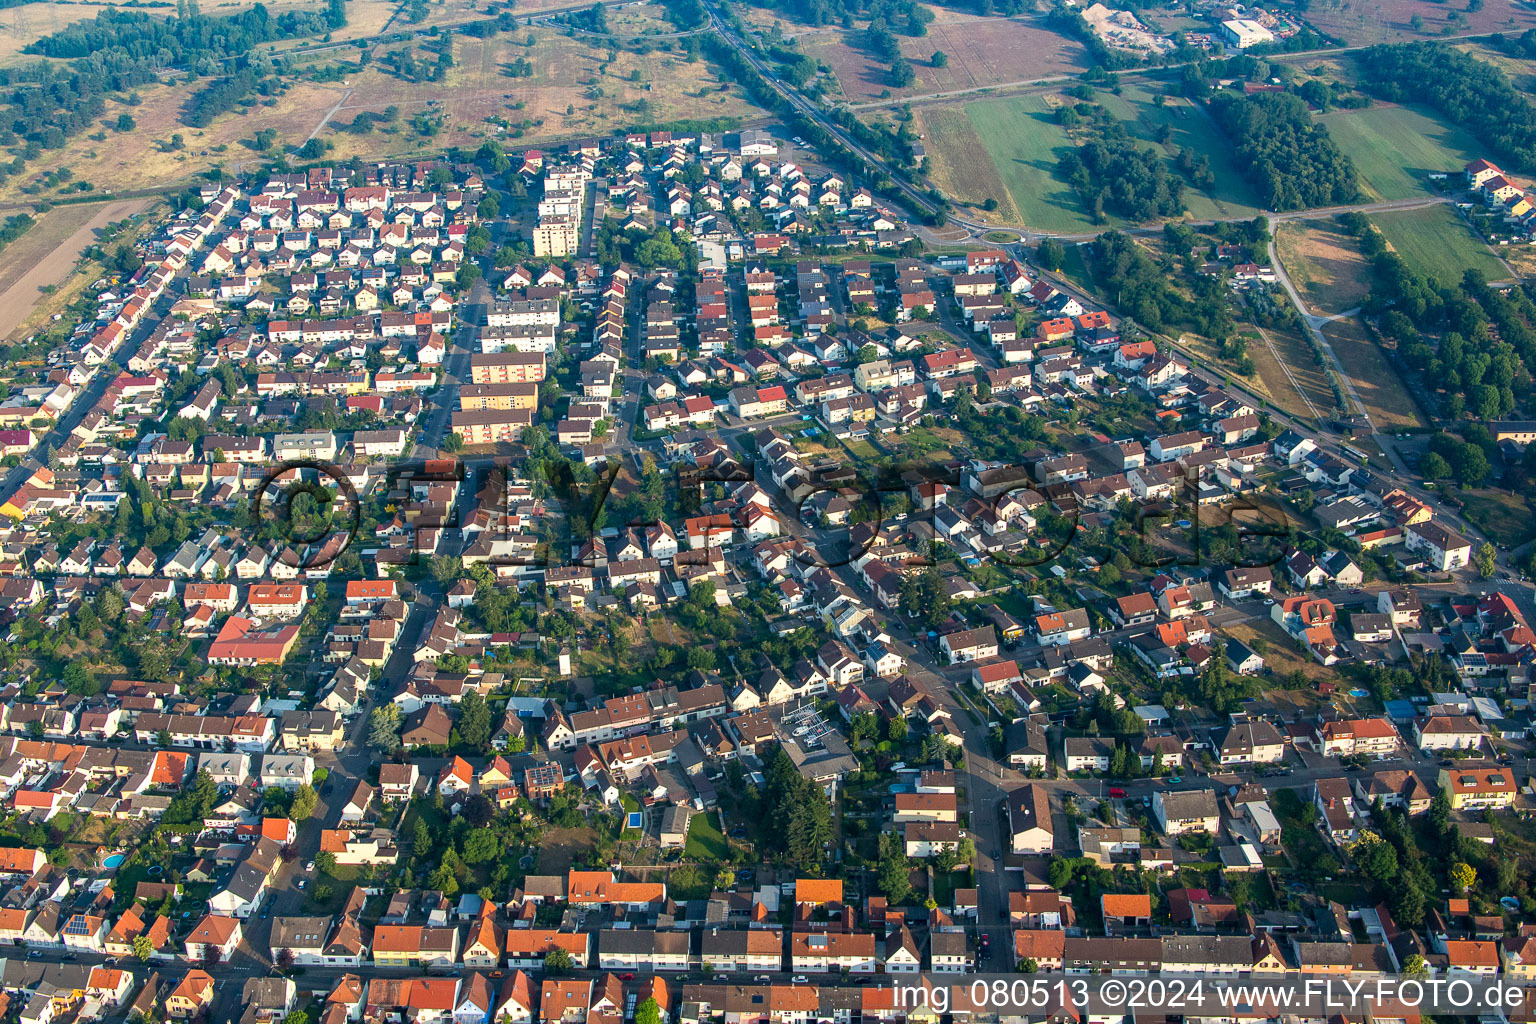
xmin=1318 ymin=104 xmax=1483 ymax=201
xmin=966 ymin=93 xmax=1101 ymax=234
xmin=1093 ymin=84 xmax=1264 ymax=220
xmin=1368 ymin=204 xmax=1508 ymax=284
xmin=962 ymin=86 xmax=1261 ymax=231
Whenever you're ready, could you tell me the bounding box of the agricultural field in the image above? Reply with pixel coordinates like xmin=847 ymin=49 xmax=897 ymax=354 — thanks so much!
xmin=0 ymin=199 xmax=151 ymax=339
xmin=953 ymin=93 xmax=1096 ymax=234
xmin=1368 ymin=204 xmax=1509 ymax=284
xmin=1316 ymin=103 xmax=1483 ymax=201
xmin=1091 ymin=83 xmax=1263 ymax=221
xmin=1274 ymin=219 xmax=1371 ymax=312
xmin=1456 ymin=490 xmax=1536 ymax=549
xmin=925 ymin=83 xmax=1261 ymax=232
xmin=1320 ymin=317 xmax=1429 ymax=432
xmin=911 ymin=105 xmax=1022 ymax=224
xmin=782 ymin=9 xmax=1088 ymax=104
xmin=1243 ymin=322 xmax=1337 ymax=426
xmin=1299 ymin=0 xmax=1536 ymax=46
xmin=1176 ymin=320 xmax=1333 ymax=427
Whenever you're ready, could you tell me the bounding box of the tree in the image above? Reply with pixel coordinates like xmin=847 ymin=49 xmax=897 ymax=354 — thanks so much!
xmin=275 ymin=947 xmax=295 ymax=972
xmin=369 ymin=704 xmax=401 ymax=753
xmin=170 ymin=133 xmax=185 ymax=150
xmin=1037 ymin=238 xmax=1065 ymax=271
xmin=131 ymin=934 xmax=155 ymax=961
xmin=430 ymin=554 xmax=463 ymax=587
xmin=759 ymin=745 xmax=833 ymax=870
xmin=635 ymin=998 xmax=662 ymax=1024
xmin=289 ymin=784 xmax=318 ymax=822
xmin=1449 ymin=861 xmax=1477 ymax=892
xmin=463 ymin=828 xmax=499 ymax=864
xmin=283 ymin=1012 xmax=309 ymax=1024
xmin=137 ymin=636 xmax=173 ymax=681
xmin=1402 ymin=953 xmax=1428 ymax=977
xmin=315 ymin=851 xmax=337 ymax=876
xmin=543 ymin=946 xmax=576 ymax=974
xmin=1019 ymin=957 xmax=1040 ymax=973
xmin=1475 ymin=541 xmax=1497 ymax=578
xmin=458 ymin=690 xmax=493 ymax=751
xmin=877 ymin=831 xmax=912 ymax=904
xmin=1419 ymin=452 xmax=1450 ymax=479
xmin=116 ymin=114 xmax=136 ymax=131
xmin=931 ymin=50 xmax=947 ymax=67
xmin=899 ymin=564 xmax=950 ymax=631
xmin=1451 ymin=443 xmax=1490 ymax=486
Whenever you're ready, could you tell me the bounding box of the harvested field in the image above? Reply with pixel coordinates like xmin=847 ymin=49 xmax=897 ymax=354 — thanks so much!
xmin=1457 ymin=490 xmax=1536 ymax=548
xmin=1240 ymin=321 xmax=1336 ymax=426
xmin=1321 ymin=316 xmax=1428 ymax=432
xmin=913 ymin=104 xmax=1021 ymax=224
xmin=0 ymin=199 xmax=152 ymax=339
xmin=803 ymin=10 xmax=1088 ymax=103
xmin=1301 ymin=0 xmax=1536 ymax=46
xmin=1174 ymin=320 xmax=1329 ymax=427
xmin=1274 ymin=219 xmax=1370 ymax=313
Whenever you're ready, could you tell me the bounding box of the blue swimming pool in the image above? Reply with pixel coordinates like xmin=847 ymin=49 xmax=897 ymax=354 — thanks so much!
xmin=102 ymin=854 xmax=125 ymax=869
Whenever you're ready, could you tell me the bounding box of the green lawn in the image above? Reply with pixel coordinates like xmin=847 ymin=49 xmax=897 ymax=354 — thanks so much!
xmin=1318 ymin=104 xmax=1484 ymax=201
xmin=966 ymin=93 xmax=1103 ymax=234
xmin=1368 ymin=204 xmax=1508 ymax=285
xmin=684 ymin=811 xmax=728 ymax=861
xmin=1055 ymin=241 xmax=1098 ymax=291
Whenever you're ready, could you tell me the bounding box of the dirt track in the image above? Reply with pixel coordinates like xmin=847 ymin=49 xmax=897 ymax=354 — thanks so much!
xmin=0 ymin=198 xmax=150 ymax=339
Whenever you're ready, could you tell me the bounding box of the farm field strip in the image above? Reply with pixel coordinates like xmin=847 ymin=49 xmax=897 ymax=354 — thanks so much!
xmin=913 ymin=105 xmax=1021 ymax=223
xmin=1367 ymin=203 xmax=1509 ymax=284
xmin=1321 ymin=317 xmax=1428 ymax=432
xmin=963 ymin=93 xmax=1102 ymax=234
